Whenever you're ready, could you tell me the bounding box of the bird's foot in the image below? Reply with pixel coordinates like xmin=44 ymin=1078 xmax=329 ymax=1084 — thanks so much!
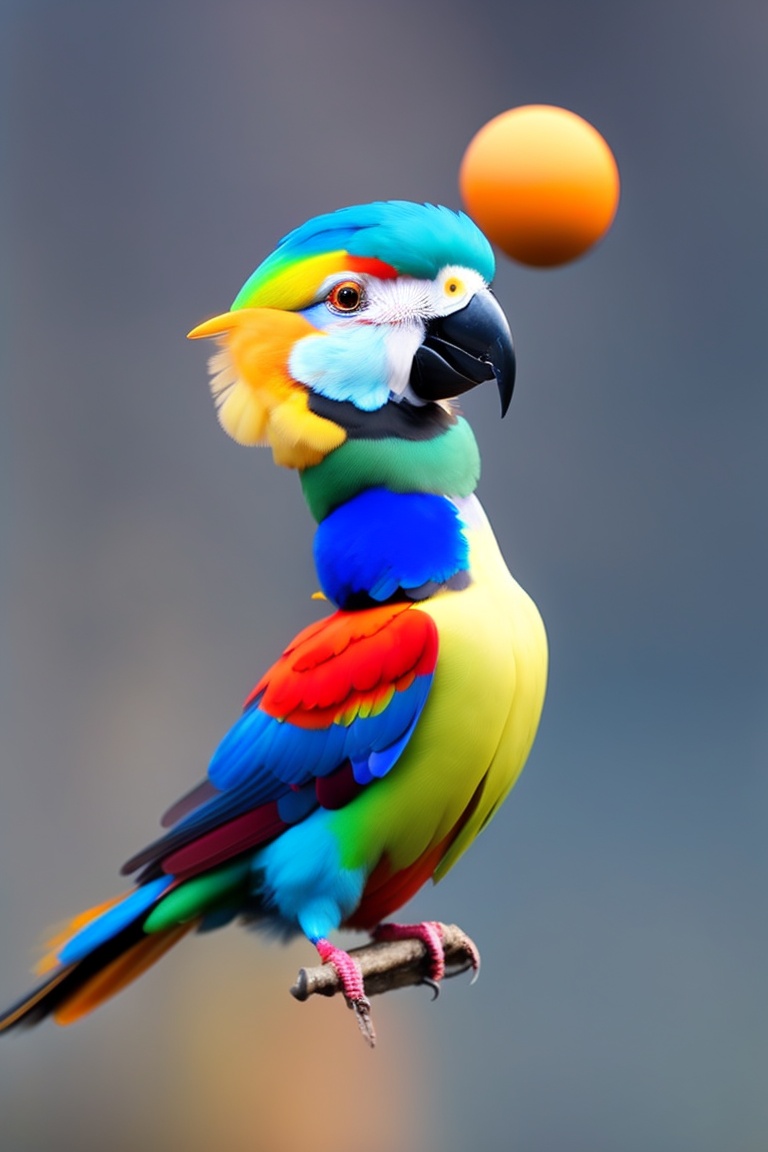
xmin=374 ymin=920 xmax=446 ymax=982
xmin=314 ymin=938 xmax=376 ymax=1047
xmin=373 ymin=920 xmax=481 ymax=993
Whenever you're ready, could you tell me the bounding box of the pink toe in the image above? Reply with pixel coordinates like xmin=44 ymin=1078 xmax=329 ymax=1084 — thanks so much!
xmin=374 ymin=920 xmax=446 ymax=981
xmin=315 ymin=939 xmax=366 ymax=1002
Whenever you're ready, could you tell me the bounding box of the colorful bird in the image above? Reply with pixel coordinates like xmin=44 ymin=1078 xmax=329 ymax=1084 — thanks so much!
xmin=0 ymin=201 xmax=547 ymax=1044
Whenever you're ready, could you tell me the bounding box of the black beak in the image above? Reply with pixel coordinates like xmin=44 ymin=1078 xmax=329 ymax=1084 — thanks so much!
xmin=409 ymin=289 xmax=516 ymax=416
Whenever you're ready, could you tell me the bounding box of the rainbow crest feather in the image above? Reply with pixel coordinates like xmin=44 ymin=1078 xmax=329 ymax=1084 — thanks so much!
xmin=233 ymin=201 xmax=496 ymax=312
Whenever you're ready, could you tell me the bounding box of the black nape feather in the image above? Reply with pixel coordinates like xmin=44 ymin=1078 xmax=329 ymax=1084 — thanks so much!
xmin=307 ymin=395 xmax=455 ymax=441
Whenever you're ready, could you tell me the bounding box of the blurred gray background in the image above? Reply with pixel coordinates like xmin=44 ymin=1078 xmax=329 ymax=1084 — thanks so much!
xmin=1 ymin=2 xmax=766 ymax=1150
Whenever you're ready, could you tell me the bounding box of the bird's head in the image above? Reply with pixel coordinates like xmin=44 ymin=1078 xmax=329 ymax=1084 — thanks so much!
xmin=188 ymin=201 xmax=515 ymax=469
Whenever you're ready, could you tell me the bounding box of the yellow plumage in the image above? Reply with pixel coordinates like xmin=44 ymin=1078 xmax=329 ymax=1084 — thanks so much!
xmin=328 ymin=494 xmax=547 ymax=884
xmin=188 ymin=309 xmax=347 ymax=467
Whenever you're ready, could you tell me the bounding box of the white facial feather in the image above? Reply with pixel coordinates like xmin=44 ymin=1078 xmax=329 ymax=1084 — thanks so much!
xmin=384 ymin=321 xmax=425 ymax=400
xmin=364 ymin=266 xmax=487 ymax=402
xmin=362 ymin=266 xmax=487 ymax=324
xmin=310 ymin=264 xmax=489 ymax=406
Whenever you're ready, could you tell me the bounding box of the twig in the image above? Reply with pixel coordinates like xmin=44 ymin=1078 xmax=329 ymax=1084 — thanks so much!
xmin=290 ymin=922 xmax=478 ymax=1002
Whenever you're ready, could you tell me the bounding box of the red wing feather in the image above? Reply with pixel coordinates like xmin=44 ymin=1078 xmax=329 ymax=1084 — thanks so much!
xmin=245 ymin=603 xmax=438 ymax=730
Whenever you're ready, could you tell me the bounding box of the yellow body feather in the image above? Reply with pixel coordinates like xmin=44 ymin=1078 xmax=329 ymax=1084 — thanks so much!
xmin=329 ymin=494 xmax=548 ymax=882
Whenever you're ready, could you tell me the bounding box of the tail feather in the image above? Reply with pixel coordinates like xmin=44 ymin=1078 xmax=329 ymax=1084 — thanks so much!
xmin=0 ymin=916 xmax=194 ymax=1033
xmin=53 ymin=922 xmax=194 ymax=1026
xmin=1 ymin=860 xmax=252 ymax=1033
xmin=0 ymin=965 xmax=77 ymax=1032
xmin=35 ymin=893 xmax=133 ymax=976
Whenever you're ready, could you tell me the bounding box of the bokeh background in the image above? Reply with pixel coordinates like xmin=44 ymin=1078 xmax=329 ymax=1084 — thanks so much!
xmin=1 ymin=2 xmax=766 ymax=1149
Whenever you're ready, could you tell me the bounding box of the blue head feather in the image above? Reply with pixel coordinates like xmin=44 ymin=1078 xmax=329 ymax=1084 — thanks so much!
xmin=280 ymin=201 xmax=495 ymax=280
xmin=234 ymin=201 xmax=495 ymax=309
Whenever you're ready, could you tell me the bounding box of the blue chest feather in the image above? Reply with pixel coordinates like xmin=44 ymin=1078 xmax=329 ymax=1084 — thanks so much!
xmin=314 ymin=488 xmax=470 ymax=607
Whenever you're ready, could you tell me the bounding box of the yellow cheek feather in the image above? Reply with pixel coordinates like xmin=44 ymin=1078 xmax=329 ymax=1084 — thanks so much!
xmin=187 ymin=309 xmax=347 ymax=469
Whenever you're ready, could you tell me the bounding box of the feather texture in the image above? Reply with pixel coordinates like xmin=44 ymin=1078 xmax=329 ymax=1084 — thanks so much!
xmin=313 ymin=488 xmax=470 ymax=607
xmin=0 ymin=200 xmax=546 ymax=1032
xmin=188 ymin=309 xmax=347 ymax=465
xmin=233 ymin=202 xmax=494 ymax=311
xmin=118 ymin=603 xmax=438 ymax=886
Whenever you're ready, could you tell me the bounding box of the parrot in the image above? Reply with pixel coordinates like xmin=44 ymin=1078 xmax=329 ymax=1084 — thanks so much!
xmin=0 ymin=200 xmax=547 ymax=1044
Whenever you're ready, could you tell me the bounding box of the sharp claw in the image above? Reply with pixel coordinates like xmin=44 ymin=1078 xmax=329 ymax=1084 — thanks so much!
xmin=422 ymin=977 xmax=441 ymax=1001
xmin=442 ymin=960 xmax=472 ymax=980
xmin=444 ymin=927 xmax=481 ymax=983
xmin=442 ymin=954 xmax=481 ymax=983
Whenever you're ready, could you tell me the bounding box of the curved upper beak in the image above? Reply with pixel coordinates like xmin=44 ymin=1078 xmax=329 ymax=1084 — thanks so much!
xmin=409 ymin=289 xmax=516 ymax=416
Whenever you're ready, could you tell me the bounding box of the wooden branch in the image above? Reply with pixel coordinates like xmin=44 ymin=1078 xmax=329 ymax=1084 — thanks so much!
xmin=290 ymin=923 xmax=478 ymax=1003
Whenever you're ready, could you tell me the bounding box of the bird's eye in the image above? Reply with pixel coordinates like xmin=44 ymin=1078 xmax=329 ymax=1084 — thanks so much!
xmin=328 ymin=281 xmax=364 ymax=313
xmin=444 ymin=276 xmax=465 ymax=298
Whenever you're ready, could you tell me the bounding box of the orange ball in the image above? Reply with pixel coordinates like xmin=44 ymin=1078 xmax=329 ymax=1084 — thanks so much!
xmin=459 ymin=105 xmax=620 ymax=267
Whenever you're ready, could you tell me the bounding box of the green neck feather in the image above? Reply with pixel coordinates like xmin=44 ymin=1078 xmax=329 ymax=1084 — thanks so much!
xmin=299 ymin=417 xmax=481 ymax=523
